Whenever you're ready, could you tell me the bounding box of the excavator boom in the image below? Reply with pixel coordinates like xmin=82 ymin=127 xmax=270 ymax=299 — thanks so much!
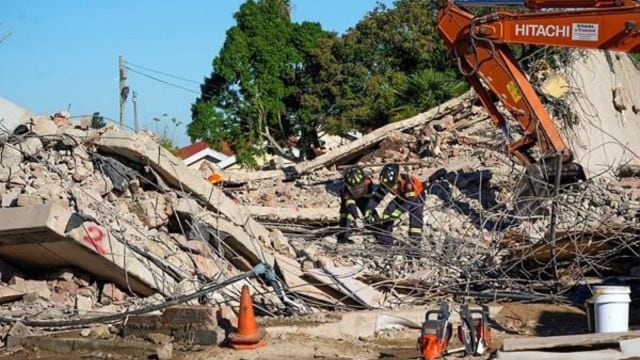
xmin=437 ymin=0 xmax=640 ymax=212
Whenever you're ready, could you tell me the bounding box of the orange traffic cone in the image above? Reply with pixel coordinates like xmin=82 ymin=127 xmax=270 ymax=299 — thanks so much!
xmin=228 ymin=285 xmax=266 ymax=350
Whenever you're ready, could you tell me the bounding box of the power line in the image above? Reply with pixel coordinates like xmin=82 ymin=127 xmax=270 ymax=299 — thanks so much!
xmin=125 ymin=66 xmax=200 ymax=94
xmin=125 ymin=60 xmax=201 ymax=84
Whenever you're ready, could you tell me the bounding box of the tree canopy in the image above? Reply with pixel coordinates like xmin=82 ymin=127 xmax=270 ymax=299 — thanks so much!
xmin=189 ymin=0 xmax=467 ymax=167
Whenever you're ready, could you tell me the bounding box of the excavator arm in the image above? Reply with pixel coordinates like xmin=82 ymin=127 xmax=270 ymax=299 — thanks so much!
xmin=437 ymin=0 xmax=640 ymax=168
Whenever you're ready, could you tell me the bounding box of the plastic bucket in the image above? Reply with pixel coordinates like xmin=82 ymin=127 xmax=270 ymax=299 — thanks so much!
xmin=588 ymin=285 xmax=631 ymax=333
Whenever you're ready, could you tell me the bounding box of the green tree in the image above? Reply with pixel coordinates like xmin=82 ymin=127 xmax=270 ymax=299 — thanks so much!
xmin=312 ymin=0 xmax=467 ymax=133
xmin=189 ymin=0 xmax=332 ymax=167
xmin=190 ymin=0 xmax=466 ymax=166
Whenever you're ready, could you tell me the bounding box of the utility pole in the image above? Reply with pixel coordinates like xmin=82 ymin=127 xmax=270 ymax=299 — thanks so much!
xmin=118 ymin=56 xmax=129 ymax=129
xmin=132 ymin=91 xmax=139 ymax=132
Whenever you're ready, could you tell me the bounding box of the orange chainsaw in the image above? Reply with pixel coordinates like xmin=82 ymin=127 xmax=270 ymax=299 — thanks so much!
xmin=417 ymin=302 xmax=453 ymax=360
xmin=457 ymin=304 xmax=494 ymax=356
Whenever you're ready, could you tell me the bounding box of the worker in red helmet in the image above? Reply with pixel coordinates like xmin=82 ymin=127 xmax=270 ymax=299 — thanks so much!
xmin=338 ymin=166 xmax=378 ymax=244
xmin=364 ymin=164 xmax=425 ymax=246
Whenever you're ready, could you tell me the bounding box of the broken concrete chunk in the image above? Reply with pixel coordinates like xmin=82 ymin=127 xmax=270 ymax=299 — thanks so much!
xmin=17 ymin=137 xmax=43 ymax=157
xmin=8 ymin=321 xmax=31 ymax=337
xmin=101 ymin=283 xmax=126 ymax=303
xmin=0 ymin=285 xmax=24 ymax=304
xmin=192 ymin=255 xmax=221 ymax=278
xmin=147 ymin=333 xmax=172 ymax=345
xmin=82 ymin=173 xmax=114 ymax=196
xmin=16 ymin=194 xmax=43 ymax=207
xmin=89 ymin=324 xmax=110 ymax=339
xmin=174 ymin=279 xmax=199 ymax=306
xmin=300 ymin=243 xmax=320 ymax=261
xmin=269 ymin=229 xmax=288 ymax=251
xmin=0 ymin=145 xmax=23 ymax=168
xmin=76 ymin=294 xmax=93 ymax=314
xmin=173 ymin=197 xmax=203 ymax=215
xmin=130 ymin=195 xmax=170 ymax=228
xmin=156 ymin=342 xmax=173 ymax=360
xmin=30 ymin=115 xmax=58 ymax=136
xmin=180 ymin=239 xmax=210 ymax=255
xmin=72 ymin=166 xmax=91 ymax=182
xmin=9 ymin=278 xmax=51 ymax=300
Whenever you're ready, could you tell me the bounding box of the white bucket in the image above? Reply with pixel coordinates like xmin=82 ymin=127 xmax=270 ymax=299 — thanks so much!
xmin=590 ymin=285 xmax=631 ymax=333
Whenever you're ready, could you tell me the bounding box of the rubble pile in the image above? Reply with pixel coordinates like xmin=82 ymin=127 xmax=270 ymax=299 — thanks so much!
xmin=0 ymin=75 xmax=640 ymax=350
xmin=231 ymin=95 xmax=640 ymax=302
xmin=0 ymin=110 xmax=286 ymax=326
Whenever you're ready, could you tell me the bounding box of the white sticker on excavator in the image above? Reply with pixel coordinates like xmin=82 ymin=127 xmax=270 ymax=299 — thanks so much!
xmin=572 ymin=23 xmax=599 ymax=41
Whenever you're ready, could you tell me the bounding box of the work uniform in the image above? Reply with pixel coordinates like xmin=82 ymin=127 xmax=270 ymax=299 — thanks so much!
xmin=338 ymin=177 xmax=377 ymax=243
xmin=365 ymin=173 xmax=424 ymax=246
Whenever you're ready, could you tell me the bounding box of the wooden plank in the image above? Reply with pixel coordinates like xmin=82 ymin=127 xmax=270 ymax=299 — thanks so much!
xmin=502 ymin=331 xmax=640 ymax=352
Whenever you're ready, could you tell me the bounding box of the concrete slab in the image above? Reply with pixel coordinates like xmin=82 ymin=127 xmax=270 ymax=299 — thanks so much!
xmin=566 ymin=52 xmax=640 ymax=178
xmin=305 ymin=266 xmax=384 ymax=308
xmin=0 ymin=204 xmax=177 ymax=296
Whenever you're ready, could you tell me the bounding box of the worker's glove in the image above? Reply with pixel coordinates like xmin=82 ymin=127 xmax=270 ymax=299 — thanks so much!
xmin=363 ymin=210 xmax=375 ymax=224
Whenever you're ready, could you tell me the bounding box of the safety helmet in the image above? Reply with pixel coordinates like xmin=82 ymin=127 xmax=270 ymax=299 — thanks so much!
xmin=380 ymin=164 xmax=400 ymax=190
xmin=208 ymin=172 xmax=223 ymax=185
xmin=344 ymin=166 xmax=367 ymax=198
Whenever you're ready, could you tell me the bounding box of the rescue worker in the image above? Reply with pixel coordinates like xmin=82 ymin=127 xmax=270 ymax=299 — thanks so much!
xmin=364 ymin=164 xmax=424 ymax=246
xmin=338 ymin=166 xmax=378 ymax=244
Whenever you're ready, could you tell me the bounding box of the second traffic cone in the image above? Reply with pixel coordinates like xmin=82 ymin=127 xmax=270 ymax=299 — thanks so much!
xmin=228 ymin=285 xmax=266 ymax=350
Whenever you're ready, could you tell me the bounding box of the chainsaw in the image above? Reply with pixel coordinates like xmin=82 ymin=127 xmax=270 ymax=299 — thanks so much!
xmin=417 ymin=302 xmax=453 ymax=360
xmin=457 ymin=304 xmax=494 ymax=356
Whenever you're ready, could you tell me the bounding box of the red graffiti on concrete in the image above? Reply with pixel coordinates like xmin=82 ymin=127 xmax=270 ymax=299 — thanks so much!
xmin=82 ymin=225 xmax=107 ymax=255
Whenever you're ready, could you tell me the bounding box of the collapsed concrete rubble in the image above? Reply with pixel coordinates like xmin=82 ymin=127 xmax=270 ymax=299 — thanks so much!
xmin=0 ymin=52 xmax=639 ymax=358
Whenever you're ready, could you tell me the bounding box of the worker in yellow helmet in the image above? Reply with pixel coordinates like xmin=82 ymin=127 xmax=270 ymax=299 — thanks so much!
xmin=338 ymin=166 xmax=378 ymax=244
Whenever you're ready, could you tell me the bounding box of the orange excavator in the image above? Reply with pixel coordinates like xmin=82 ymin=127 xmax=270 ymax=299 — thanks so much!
xmin=437 ymin=0 xmax=640 ymax=211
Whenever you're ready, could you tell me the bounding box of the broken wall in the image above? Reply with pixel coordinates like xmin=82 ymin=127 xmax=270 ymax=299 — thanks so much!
xmin=564 ymin=51 xmax=640 ymax=178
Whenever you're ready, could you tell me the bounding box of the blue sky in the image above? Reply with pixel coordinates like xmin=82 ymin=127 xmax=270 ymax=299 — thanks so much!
xmin=0 ymin=0 xmax=394 ymax=147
